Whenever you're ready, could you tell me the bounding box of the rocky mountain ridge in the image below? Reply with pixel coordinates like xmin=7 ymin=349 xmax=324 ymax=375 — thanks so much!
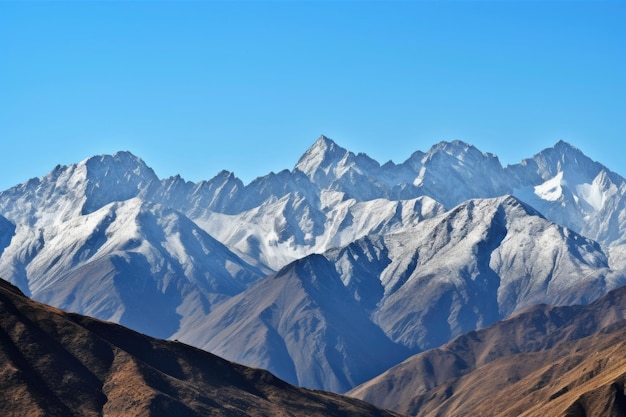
xmin=1 ymin=136 xmax=626 ymax=392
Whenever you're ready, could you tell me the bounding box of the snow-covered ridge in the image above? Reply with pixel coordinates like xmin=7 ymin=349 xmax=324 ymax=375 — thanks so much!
xmin=2 ymin=135 xmax=626 ymax=393
xmin=3 ymin=135 xmax=626 ymax=278
xmin=174 ymin=195 xmax=626 ymax=391
xmin=4 ymin=136 xmax=623 ymax=245
xmin=2 ymin=135 xmax=626 ymax=274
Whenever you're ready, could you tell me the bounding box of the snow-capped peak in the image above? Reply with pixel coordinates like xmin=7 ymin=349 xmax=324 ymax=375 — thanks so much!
xmin=402 ymin=140 xmax=507 ymax=208
xmin=424 ymin=140 xmax=501 ymax=165
xmin=82 ymin=151 xmax=157 ymax=182
xmin=528 ymin=140 xmax=598 ymax=180
xmin=553 ymin=139 xmax=579 ymax=152
xmin=81 ymin=151 xmax=159 ymax=214
xmin=213 ymin=169 xmax=238 ymax=181
xmin=430 ymin=139 xmax=476 ymax=155
xmin=293 ymin=135 xmax=349 ymax=178
xmin=291 ymin=136 xmax=382 ymax=201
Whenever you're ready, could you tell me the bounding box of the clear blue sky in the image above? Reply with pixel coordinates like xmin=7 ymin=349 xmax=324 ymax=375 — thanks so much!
xmin=1 ymin=1 xmax=625 ymax=191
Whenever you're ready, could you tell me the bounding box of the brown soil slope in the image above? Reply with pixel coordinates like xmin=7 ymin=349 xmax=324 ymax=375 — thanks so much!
xmin=350 ymin=285 xmax=626 ymax=417
xmin=0 ymin=278 xmax=403 ymax=417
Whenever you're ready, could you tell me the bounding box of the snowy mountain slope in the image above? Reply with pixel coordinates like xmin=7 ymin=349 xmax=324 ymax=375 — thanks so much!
xmin=0 ymin=142 xmax=445 ymax=346
xmin=508 ymin=141 xmax=626 ymax=249
xmin=320 ymin=195 xmax=625 ymax=355
xmin=0 ymin=215 xmax=14 ymax=259
xmin=359 ymin=195 xmax=625 ymax=351
xmin=0 ymin=152 xmax=158 ymax=295
xmin=0 ymin=152 xmax=158 ymax=227
xmin=5 ymin=136 xmax=618 ymax=277
xmin=0 ymin=198 xmax=265 ymax=339
xmin=399 ymin=140 xmax=510 ymax=207
xmin=299 ymin=138 xmax=626 ymax=250
xmin=173 ymin=254 xmax=410 ymax=393
xmin=292 ymin=138 xmax=626 ymax=251
xmin=191 ymin=136 xmax=626 ymax=271
xmin=172 ymin=196 xmax=626 ymax=392
xmin=193 ymin=193 xmax=444 ymax=271
xmin=191 ymin=192 xmax=326 ymax=270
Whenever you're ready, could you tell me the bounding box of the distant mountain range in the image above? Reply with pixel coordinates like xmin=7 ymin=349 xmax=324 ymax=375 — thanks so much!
xmin=1 ymin=136 xmax=626 ymax=393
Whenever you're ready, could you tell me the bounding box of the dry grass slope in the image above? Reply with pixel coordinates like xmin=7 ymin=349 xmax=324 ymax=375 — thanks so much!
xmin=350 ymin=285 xmax=626 ymax=417
xmin=0 ymin=278 xmax=403 ymax=417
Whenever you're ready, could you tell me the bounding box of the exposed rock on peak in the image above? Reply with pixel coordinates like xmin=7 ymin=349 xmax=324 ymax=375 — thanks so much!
xmin=293 ymin=136 xmax=381 ymax=198
xmin=294 ymin=135 xmax=347 ymax=177
xmin=82 ymin=151 xmax=159 ymax=214
xmin=509 ymin=141 xmax=626 ymax=247
xmin=402 ymin=140 xmax=507 ymax=208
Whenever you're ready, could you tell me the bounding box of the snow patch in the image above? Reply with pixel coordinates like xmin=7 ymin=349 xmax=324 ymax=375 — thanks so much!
xmin=576 ymin=182 xmax=605 ymax=211
xmin=534 ymin=171 xmax=565 ymax=201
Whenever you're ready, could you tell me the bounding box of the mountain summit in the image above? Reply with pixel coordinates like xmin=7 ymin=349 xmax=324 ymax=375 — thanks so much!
xmin=294 ymin=135 xmax=347 ymax=178
xmin=294 ymin=135 xmax=381 ymax=197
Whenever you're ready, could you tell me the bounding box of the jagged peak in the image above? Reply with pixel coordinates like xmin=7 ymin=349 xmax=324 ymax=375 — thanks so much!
xmin=403 ymin=141 xmax=500 ymax=172
xmin=113 ymin=150 xmax=141 ymax=160
xmin=274 ymin=253 xmax=344 ymax=294
xmin=497 ymin=194 xmax=545 ymax=218
xmin=294 ymin=135 xmax=349 ymax=174
xmin=210 ymin=169 xmax=240 ymax=182
xmin=428 ymin=140 xmax=498 ymax=161
xmin=247 ymin=168 xmax=298 ymax=188
xmin=294 ymin=135 xmax=383 ymax=187
xmin=315 ymin=134 xmax=336 ymax=147
xmin=84 ymin=150 xmax=146 ymax=166
xmin=553 ymin=139 xmax=579 ymax=152
xmin=81 ymin=151 xmax=158 ymax=183
xmin=215 ymin=169 xmax=234 ymax=177
xmin=535 ymin=140 xmax=585 ymax=160
xmin=430 ymin=139 xmax=473 ymax=153
xmin=160 ymin=175 xmax=196 ymax=192
xmin=304 ymin=135 xmax=344 ymax=157
xmin=525 ymin=139 xmax=604 ymax=180
xmin=449 ymin=195 xmax=545 ymax=220
xmin=164 ymin=173 xmax=187 ymax=182
xmin=75 ymin=152 xmax=159 ymax=215
xmin=194 ymin=170 xmax=244 ymax=194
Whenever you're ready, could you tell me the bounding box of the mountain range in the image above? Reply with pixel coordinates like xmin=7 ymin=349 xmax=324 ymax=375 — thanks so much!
xmin=1 ymin=136 xmax=626 ymax=393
